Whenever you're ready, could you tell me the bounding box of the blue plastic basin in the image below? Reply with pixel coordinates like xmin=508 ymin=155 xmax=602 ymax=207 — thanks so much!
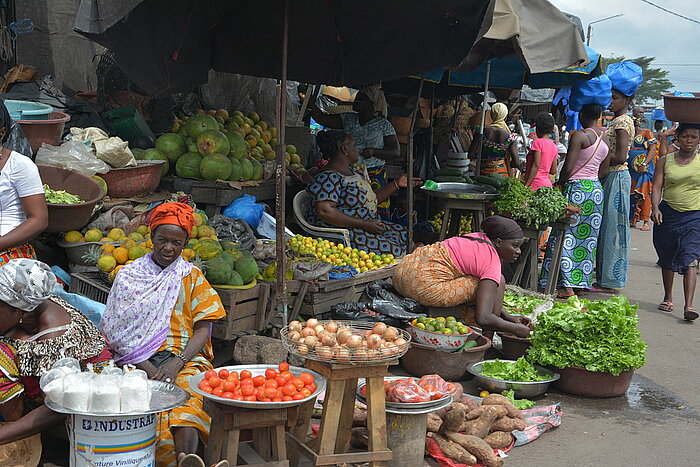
xmin=4 ymin=99 xmax=54 ymax=121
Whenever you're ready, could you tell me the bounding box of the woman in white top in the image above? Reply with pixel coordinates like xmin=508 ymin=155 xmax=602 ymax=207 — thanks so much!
xmin=0 ymin=102 xmax=47 ymax=265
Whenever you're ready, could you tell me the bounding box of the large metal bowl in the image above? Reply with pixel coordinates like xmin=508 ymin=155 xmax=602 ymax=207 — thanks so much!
xmin=466 ymin=360 xmax=560 ymax=398
xmin=189 ymin=364 xmax=326 ymax=409
xmin=421 ymin=182 xmax=498 ymax=200
xmin=356 ymin=376 xmax=452 ymax=409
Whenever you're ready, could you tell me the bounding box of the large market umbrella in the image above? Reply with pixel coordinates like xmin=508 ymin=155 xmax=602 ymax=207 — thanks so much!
xmin=74 ymin=0 xmax=493 ymax=319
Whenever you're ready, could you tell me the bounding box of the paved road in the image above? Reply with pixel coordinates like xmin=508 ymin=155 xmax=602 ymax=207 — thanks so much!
xmin=501 ymin=227 xmax=700 ymax=466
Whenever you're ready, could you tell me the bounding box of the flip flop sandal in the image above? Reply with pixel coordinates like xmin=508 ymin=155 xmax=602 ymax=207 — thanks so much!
xmin=658 ymin=301 xmax=673 ymax=312
xmin=684 ymin=307 xmax=699 ymax=321
xmin=588 ymin=285 xmax=619 ymax=294
xmin=639 ymin=223 xmax=651 ymax=231
xmin=557 ymin=291 xmax=576 ymax=299
xmin=178 ymin=454 xmax=206 ymax=467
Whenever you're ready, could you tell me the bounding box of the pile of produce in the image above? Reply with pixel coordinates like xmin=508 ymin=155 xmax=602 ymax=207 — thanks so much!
xmin=527 ymin=296 xmax=647 ymax=375
xmin=432 ymin=168 xmax=474 ymax=183
xmin=409 ymin=316 xmax=471 ymax=335
xmin=76 ymin=227 xmax=154 ymax=280
xmin=428 ymin=211 xmax=472 ymax=234
xmin=426 ymin=394 xmax=530 ymax=467
xmin=43 ymin=185 xmax=84 ymax=204
xmin=479 ymin=357 xmax=550 ymax=382
xmin=490 ymin=177 xmax=571 ymax=228
xmin=197 ymin=362 xmax=317 ymax=402
xmin=283 ymin=319 xmax=409 ymax=363
xmin=359 ymin=375 xmax=458 ymax=403
xmin=287 ymin=235 xmax=396 ymax=272
xmin=502 ymin=290 xmax=549 ymax=315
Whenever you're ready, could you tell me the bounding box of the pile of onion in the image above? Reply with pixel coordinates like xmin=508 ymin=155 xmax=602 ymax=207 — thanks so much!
xmin=286 ymin=320 xmax=408 ymax=363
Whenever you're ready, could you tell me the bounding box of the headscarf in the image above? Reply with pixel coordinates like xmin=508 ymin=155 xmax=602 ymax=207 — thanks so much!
xmin=149 ymin=202 xmax=195 ymax=237
xmin=482 ymin=215 xmax=523 ymax=241
xmin=0 ymin=259 xmax=56 ymax=312
xmin=359 ymin=84 xmax=388 ymax=118
xmin=489 ymin=102 xmax=510 ymax=132
xmin=100 ymin=254 xmax=193 ymax=365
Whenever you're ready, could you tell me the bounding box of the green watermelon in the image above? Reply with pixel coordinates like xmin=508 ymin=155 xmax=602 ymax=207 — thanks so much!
xmin=175 ymin=152 xmax=203 ymax=179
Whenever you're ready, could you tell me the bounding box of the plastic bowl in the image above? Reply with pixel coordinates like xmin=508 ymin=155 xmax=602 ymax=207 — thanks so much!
xmin=99 ymin=161 xmax=165 ymax=198
xmin=407 ymin=322 xmax=472 ymax=352
xmin=662 ymin=92 xmax=700 ymax=123
xmin=18 ymin=111 xmax=70 ymax=154
xmin=56 ymin=239 xmax=119 ymax=265
xmin=498 ymin=332 xmax=532 ymax=360
xmin=400 ymin=334 xmax=492 ymax=380
xmin=38 ymin=164 xmax=104 ymax=233
xmin=5 ymin=99 xmax=54 ymax=120
xmin=551 ymin=366 xmax=635 ymax=397
xmin=466 ymin=359 xmax=560 ymax=398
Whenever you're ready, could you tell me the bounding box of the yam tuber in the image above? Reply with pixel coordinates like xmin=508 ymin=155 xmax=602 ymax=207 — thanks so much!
xmin=466 ymin=404 xmax=508 ymax=420
xmin=461 ymin=395 xmax=481 ymax=412
xmin=444 ymin=432 xmax=504 ymax=467
xmin=353 ymin=407 xmax=367 ymax=427
xmin=464 ymin=405 xmax=503 ymax=439
xmin=427 ymin=412 xmax=443 ymax=433
xmin=484 ymin=431 xmax=514 ymax=449
xmin=428 ymin=432 xmax=478 ymax=465
xmin=442 ymin=407 xmax=466 ymax=433
xmin=482 ymin=393 xmax=525 ymax=419
xmin=490 ymin=416 xmax=529 ymax=432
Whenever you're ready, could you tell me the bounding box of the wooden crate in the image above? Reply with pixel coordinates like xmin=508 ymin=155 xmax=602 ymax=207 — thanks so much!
xmin=279 ymin=265 xmax=397 ymax=319
xmin=212 ymin=283 xmax=271 ymax=340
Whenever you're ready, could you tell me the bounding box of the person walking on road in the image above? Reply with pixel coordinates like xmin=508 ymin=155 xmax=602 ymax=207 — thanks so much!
xmin=651 ymin=123 xmax=700 ymax=321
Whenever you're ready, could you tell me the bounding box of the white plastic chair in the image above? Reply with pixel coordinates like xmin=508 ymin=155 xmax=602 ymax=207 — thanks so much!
xmin=292 ymin=191 xmax=352 ymax=247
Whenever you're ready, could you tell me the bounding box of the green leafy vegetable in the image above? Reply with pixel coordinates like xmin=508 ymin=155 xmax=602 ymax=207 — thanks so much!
xmin=481 ymin=357 xmax=549 ymax=382
xmin=43 ymin=185 xmax=83 ymax=204
xmin=527 ymin=295 xmax=647 ymax=376
xmin=493 ymin=177 xmax=532 ymax=215
xmin=503 ymin=291 xmax=547 ymax=314
xmin=492 ymin=179 xmax=571 ymax=227
xmin=501 ymin=389 xmax=535 ymax=410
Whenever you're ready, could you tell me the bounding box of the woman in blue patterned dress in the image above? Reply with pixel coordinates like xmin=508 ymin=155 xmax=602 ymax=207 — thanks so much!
xmin=306 ymin=130 xmax=418 ymax=257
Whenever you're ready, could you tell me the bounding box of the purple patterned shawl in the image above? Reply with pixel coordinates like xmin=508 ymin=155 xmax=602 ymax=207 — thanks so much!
xmin=100 ymin=254 xmax=193 ymax=365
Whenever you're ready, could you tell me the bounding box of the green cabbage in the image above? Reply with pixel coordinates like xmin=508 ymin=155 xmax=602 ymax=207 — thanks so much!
xmin=527 ymin=295 xmax=647 ymax=375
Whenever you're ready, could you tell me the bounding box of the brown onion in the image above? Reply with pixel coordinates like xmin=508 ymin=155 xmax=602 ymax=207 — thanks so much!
xmin=289 ymin=320 xmax=303 ymax=332
xmin=301 ymin=327 xmax=316 ymax=338
xmin=336 ymin=329 xmax=352 ymax=345
xmin=366 ymin=334 xmax=383 ymax=349
xmin=393 ymin=337 xmax=407 ymax=347
xmin=382 ymin=327 xmax=399 ymax=342
xmin=325 ymin=321 xmax=339 ymax=333
xmin=314 ymin=324 xmax=326 ymax=335
xmin=317 ymin=346 xmax=333 ymax=360
xmin=288 ymin=331 xmax=301 ymax=342
xmin=304 ymin=336 xmax=318 ymax=347
xmin=345 ymin=335 xmax=363 ymax=349
xmin=372 ymin=322 xmax=388 ymax=335
xmin=321 ymin=334 xmax=337 ymax=347
xmin=306 ymin=318 xmax=319 ymax=328
xmin=335 ymin=347 xmax=351 ymax=363
xmin=297 ymin=343 xmax=309 ymax=355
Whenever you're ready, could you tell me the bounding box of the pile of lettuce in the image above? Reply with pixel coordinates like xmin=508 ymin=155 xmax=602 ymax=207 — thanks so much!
xmin=503 ymin=291 xmax=548 ymax=315
xmin=481 ymin=357 xmax=549 ymax=382
xmin=527 ymin=296 xmax=647 ymax=376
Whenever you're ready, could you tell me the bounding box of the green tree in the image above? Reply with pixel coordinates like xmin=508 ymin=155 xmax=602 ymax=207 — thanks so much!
xmin=601 ymin=55 xmax=672 ymax=104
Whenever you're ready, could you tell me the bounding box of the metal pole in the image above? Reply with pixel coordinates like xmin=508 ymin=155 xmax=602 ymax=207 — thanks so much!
xmin=586 ymin=24 xmax=592 ymax=45
xmin=474 ymin=60 xmax=491 ymax=176
xmin=275 ymin=0 xmax=289 ymax=325
xmin=407 ymin=77 xmax=425 ymax=254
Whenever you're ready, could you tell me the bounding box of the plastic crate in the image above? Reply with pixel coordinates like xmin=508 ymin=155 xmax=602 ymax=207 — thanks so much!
xmin=69 ymin=272 xmax=112 ymax=304
xmin=104 ymin=105 xmax=156 ymax=147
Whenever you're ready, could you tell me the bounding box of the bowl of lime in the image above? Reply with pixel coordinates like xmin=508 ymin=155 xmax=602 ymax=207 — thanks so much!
xmin=408 ymin=316 xmax=473 ymax=352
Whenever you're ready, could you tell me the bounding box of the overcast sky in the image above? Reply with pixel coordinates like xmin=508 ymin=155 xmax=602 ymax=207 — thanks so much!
xmin=550 ymin=0 xmax=700 ymax=92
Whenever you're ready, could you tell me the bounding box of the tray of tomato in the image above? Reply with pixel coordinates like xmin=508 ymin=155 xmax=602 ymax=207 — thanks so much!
xmin=357 ymin=375 xmax=455 ymax=409
xmin=190 ymin=362 xmax=326 ymax=409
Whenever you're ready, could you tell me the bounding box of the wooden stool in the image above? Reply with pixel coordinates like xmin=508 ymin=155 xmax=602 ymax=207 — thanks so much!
xmin=438 ymin=198 xmax=488 ymax=240
xmin=287 ymin=360 xmax=395 ymax=467
xmin=203 ymin=399 xmax=289 ymax=466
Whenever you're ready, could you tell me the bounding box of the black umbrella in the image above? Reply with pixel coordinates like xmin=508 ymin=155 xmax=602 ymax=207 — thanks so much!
xmin=75 ymin=0 xmax=493 ymax=95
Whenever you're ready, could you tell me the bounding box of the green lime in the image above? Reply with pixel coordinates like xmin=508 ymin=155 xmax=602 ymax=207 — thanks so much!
xmin=425 ymin=324 xmax=435 ymax=332
xmin=446 ymin=316 xmax=457 ymax=322
xmin=416 ymin=323 xmax=426 ymax=330
xmin=443 ymin=328 xmax=453 ymax=335
xmin=458 ymin=326 xmax=469 ymax=334
xmin=417 ymin=316 xmax=427 ymax=324
xmin=436 ymin=316 xmax=446 ymax=322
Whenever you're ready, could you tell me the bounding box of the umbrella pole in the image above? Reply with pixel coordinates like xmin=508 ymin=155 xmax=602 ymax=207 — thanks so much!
xmin=407 ymin=77 xmax=425 ymax=254
xmin=275 ymin=0 xmax=290 ymax=326
xmin=474 ymin=60 xmax=492 ymax=176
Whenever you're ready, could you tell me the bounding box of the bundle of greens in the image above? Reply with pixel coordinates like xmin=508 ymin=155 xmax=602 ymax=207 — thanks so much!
xmin=43 ymin=185 xmax=84 ymax=204
xmin=492 ymin=177 xmax=531 ymax=215
xmin=492 ymin=178 xmax=570 ymax=228
xmin=480 ymin=357 xmax=549 ymax=382
xmin=503 ymin=291 xmax=548 ymax=315
xmin=501 ymin=389 xmax=535 ymax=410
xmin=527 ymin=295 xmax=647 ymax=376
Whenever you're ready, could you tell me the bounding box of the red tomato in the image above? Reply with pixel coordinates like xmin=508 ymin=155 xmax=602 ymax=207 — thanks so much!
xmin=261 ymin=398 xmax=272 ymax=402
xmin=244 ymin=395 xmax=257 ymax=402
xmin=299 ymin=372 xmax=314 ymax=385
xmin=272 ymin=397 xmax=283 ymax=402
xmin=255 ymin=388 xmax=266 ymax=400
xmin=279 ymin=371 xmax=293 ymax=382
xmin=252 ymin=375 xmax=266 ymax=387
xmin=199 ymin=381 xmax=213 ymax=394
xmin=241 ymin=386 xmax=255 ymax=397
xmin=281 ymin=383 xmax=296 ymax=396
xmin=240 ymin=378 xmax=254 ymax=387
xmin=305 ymin=383 xmax=317 ymax=393
xmin=212 ymin=387 xmax=224 ymax=397
xmin=360 ymin=386 xmax=367 ymax=396
xmin=240 ymin=370 xmax=252 ymax=380
xmin=278 ymin=362 xmax=290 ymax=372
xmin=218 ymin=369 xmax=230 ymax=379
xmin=204 ymin=369 xmax=217 ymax=380
xmin=233 ymin=389 xmax=242 ymax=397
xmin=300 ymin=388 xmax=311 ymax=398
xmin=281 ymin=395 xmax=293 ymax=402
xmin=263 ymin=387 xmax=278 ymax=399
xmin=292 ymin=393 xmax=304 ymax=400
xmin=208 ymin=376 xmax=222 ymax=388
xmin=229 ymin=371 xmax=239 ymax=380
xmin=291 ymin=378 xmax=304 ymax=390
xmin=222 ymin=392 xmax=235 ymax=399
xmin=223 ymin=381 xmax=238 ymax=392
xmin=233 ymin=395 xmax=245 ymax=401
xmin=275 ymin=376 xmax=287 ymax=387
xmin=265 ymin=369 xmax=277 ymax=380
xmin=264 ymin=379 xmax=278 ymax=389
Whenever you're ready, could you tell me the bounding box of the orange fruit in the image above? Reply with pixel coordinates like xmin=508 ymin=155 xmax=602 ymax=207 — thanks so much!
xmin=113 ymin=247 xmax=129 ymax=265
xmin=97 ymin=255 xmax=117 ymax=273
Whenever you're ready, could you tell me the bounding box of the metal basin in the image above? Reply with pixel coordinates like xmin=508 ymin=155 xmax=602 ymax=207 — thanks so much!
xmin=467 ymin=359 xmax=560 ymax=398
xmin=421 ymin=182 xmax=498 ymax=200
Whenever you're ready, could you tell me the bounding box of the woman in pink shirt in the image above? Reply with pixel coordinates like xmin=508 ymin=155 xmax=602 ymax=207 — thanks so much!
xmin=524 ymin=112 xmax=559 ymax=190
xmin=393 ymin=216 xmax=531 ymax=337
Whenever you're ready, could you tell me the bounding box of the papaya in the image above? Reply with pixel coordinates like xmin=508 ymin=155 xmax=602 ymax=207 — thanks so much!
xmin=205 ymin=257 xmax=232 ymax=285
xmin=227 ymin=270 xmax=244 ymax=286
xmin=234 ymin=255 xmax=258 ymax=284
xmin=221 ymin=251 xmax=236 ymax=269
xmin=192 ymin=238 xmax=223 ymax=260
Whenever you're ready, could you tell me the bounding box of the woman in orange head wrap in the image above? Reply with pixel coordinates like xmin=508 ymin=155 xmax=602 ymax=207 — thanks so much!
xmin=101 ymin=202 xmax=226 ymax=466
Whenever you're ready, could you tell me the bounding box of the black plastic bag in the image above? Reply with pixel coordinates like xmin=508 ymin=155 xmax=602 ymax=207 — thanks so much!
xmin=330 ymin=302 xmax=403 ymax=328
xmin=370 ymin=299 xmax=424 ymax=320
xmin=364 ymin=280 xmax=425 ymax=315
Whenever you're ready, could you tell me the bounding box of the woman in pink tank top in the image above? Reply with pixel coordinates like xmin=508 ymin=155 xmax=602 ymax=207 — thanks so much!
xmin=540 ymin=104 xmax=610 ymax=298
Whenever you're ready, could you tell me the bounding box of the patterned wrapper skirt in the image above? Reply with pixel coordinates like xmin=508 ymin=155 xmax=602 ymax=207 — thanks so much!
xmin=393 ymin=243 xmax=479 ymax=324
xmin=0 ymin=244 xmax=36 ymax=267
xmin=540 ymin=179 xmax=603 ymax=289
xmin=596 ymin=171 xmax=631 ymax=288
xmin=479 ymin=157 xmax=509 ymax=177
xmin=653 ymin=201 xmax=700 ymax=274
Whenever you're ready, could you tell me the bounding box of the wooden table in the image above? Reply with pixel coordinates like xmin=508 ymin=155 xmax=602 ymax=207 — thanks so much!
xmin=436 ymin=198 xmax=491 ymax=240
xmin=287 ymin=360 xmax=395 ymax=466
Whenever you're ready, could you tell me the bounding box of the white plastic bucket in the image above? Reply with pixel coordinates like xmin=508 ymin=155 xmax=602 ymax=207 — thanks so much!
xmin=69 ymin=413 xmax=157 ymax=467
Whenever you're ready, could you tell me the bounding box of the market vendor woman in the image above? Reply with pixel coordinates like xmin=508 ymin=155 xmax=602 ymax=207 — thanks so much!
xmin=101 ymin=202 xmax=226 ymax=467
xmin=393 ymin=216 xmax=531 ymax=337
xmin=306 ymin=130 xmax=420 ymax=257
